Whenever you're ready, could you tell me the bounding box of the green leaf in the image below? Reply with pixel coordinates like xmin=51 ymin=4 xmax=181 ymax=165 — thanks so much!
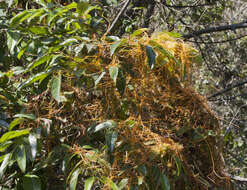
xmin=94 ymin=71 xmax=106 ymax=86
xmin=77 ymin=2 xmax=90 ymax=16
xmin=50 ymin=73 xmax=67 ymax=103
xmin=0 ymin=153 xmax=12 ymax=179
xmin=88 ymin=120 xmax=117 ymax=133
xmin=29 ymin=133 xmax=37 ymax=160
xmin=110 ymin=41 xmax=121 ymax=56
xmin=0 ymin=129 xmax=30 ymax=143
xmin=70 ymin=168 xmax=81 ymax=190
xmin=131 ymin=28 xmax=148 ymax=37
xmin=149 ymin=40 xmax=181 ymax=67
xmin=27 ymin=9 xmax=45 ymax=23
xmin=106 ymin=131 xmax=118 ymax=164
xmin=145 ymin=46 xmax=156 ymax=70
xmin=28 ymin=55 xmax=52 ymax=71
xmin=116 ymin=69 xmax=126 ymax=96
xmin=160 ymin=172 xmax=170 ymax=190
xmin=109 ymin=180 xmax=120 ymax=190
xmin=0 ymin=141 xmax=13 ymax=152
xmin=10 ymin=10 xmax=32 ymax=28
xmin=28 ymin=26 xmax=48 ymax=35
xmin=16 ymin=144 xmax=26 ymax=173
xmin=14 ymin=114 xmax=36 ymax=120
xmin=59 ymin=38 xmax=78 ymax=46
xmin=173 ymin=156 xmax=181 ymax=177
xmin=22 ymin=175 xmax=41 ymax=190
xmin=118 ymin=179 xmax=128 ymax=190
xmin=7 ymin=31 xmax=21 ymax=55
xmin=109 ymin=66 xmax=118 ymax=83
xmin=84 ymin=176 xmax=95 ymax=190
xmin=19 ymin=72 xmax=50 ymax=89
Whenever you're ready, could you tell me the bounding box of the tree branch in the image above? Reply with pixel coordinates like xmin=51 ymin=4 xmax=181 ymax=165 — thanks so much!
xmin=183 ymin=21 xmax=247 ymax=39
xmin=208 ymin=78 xmax=247 ymax=99
xmin=106 ymin=0 xmax=131 ymax=35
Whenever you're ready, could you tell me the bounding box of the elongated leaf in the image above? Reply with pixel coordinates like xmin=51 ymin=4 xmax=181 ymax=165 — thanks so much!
xmin=131 ymin=28 xmax=148 ymax=37
xmin=116 ymin=69 xmax=126 ymax=95
xmin=27 ymin=9 xmax=45 ymax=23
xmin=7 ymin=31 xmax=21 ymax=55
xmin=0 ymin=141 xmax=13 ymax=152
xmin=109 ymin=179 xmax=120 ymax=190
xmin=9 ymin=118 xmax=24 ymax=131
xmin=28 ymin=55 xmax=52 ymax=71
xmin=70 ymin=168 xmax=81 ymax=190
xmin=94 ymin=71 xmax=106 ymax=86
xmin=88 ymin=120 xmax=117 ymax=133
xmin=0 ymin=153 xmax=11 ymax=179
xmin=29 ymin=133 xmax=37 ymax=160
xmin=0 ymin=129 xmax=30 ymax=143
xmin=10 ymin=11 xmax=32 ymax=28
xmin=14 ymin=114 xmax=36 ymax=120
xmin=60 ymin=38 xmax=78 ymax=46
xmin=160 ymin=172 xmax=170 ymax=190
xmin=106 ymin=131 xmax=118 ymax=164
xmin=84 ymin=176 xmax=95 ymax=190
xmin=109 ymin=66 xmax=118 ymax=83
xmin=51 ymin=73 xmax=66 ymax=102
xmin=110 ymin=41 xmax=121 ymax=56
xmin=118 ymin=179 xmax=128 ymax=190
xmin=19 ymin=72 xmax=49 ymax=89
xmin=28 ymin=26 xmax=48 ymax=35
xmin=146 ymin=46 xmax=156 ymax=70
xmin=16 ymin=144 xmax=26 ymax=173
xmin=174 ymin=156 xmax=181 ymax=177
xmin=22 ymin=175 xmax=41 ymax=190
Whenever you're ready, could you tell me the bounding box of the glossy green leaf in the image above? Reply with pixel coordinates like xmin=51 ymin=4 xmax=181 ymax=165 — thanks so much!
xmin=50 ymin=73 xmax=67 ymax=102
xmin=110 ymin=41 xmax=121 ymax=57
xmin=27 ymin=9 xmax=45 ymax=23
xmin=28 ymin=55 xmax=52 ymax=71
xmin=29 ymin=133 xmax=37 ymax=160
xmin=59 ymin=38 xmax=78 ymax=46
xmin=19 ymin=72 xmax=50 ymax=89
xmin=160 ymin=172 xmax=170 ymax=190
xmin=22 ymin=175 xmax=41 ymax=190
xmin=0 ymin=153 xmax=12 ymax=179
xmin=109 ymin=66 xmax=118 ymax=83
xmin=16 ymin=144 xmax=26 ymax=173
xmin=94 ymin=71 xmax=106 ymax=86
xmin=14 ymin=114 xmax=36 ymax=120
xmin=10 ymin=10 xmax=31 ymax=28
xmin=145 ymin=45 xmax=156 ymax=70
xmin=88 ymin=120 xmax=117 ymax=133
xmin=0 ymin=129 xmax=30 ymax=143
xmin=69 ymin=168 xmax=81 ymax=190
xmin=84 ymin=176 xmax=95 ymax=190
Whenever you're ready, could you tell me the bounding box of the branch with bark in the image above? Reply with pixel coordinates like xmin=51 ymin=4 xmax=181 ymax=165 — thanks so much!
xmin=208 ymin=78 xmax=247 ymax=99
xmin=183 ymin=20 xmax=247 ymax=39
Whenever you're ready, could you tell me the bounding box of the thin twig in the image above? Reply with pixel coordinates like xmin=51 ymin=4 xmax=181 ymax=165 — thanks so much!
xmin=106 ymin=0 xmax=131 ymax=35
xmin=208 ymin=78 xmax=247 ymax=99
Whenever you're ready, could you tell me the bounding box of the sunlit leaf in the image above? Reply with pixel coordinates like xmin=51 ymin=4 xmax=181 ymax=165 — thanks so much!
xmin=19 ymin=72 xmax=50 ymax=89
xmin=29 ymin=133 xmax=37 ymax=160
xmin=109 ymin=66 xmax=118 ymax=83
xmin=110 ymin=41 xmax=121 ymax=57
xmin=50 ymin=72 xmax=67 ymax=103
xmin=0 ymin=153 xmax=12 ymax=179
xmin=84 ymin=176 xmax=95 ymax=190
xmin=88 ymin=120 xmax=117 ymax=133
xmin=69 ymin=168 xmax=81 ymax=190
xmin=0 ymin=129 xmax=30 ymax=143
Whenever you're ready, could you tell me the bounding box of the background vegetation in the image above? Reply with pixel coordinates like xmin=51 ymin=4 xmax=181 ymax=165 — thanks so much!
xmin=0 ymin=0 xmax=247 ymax=189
